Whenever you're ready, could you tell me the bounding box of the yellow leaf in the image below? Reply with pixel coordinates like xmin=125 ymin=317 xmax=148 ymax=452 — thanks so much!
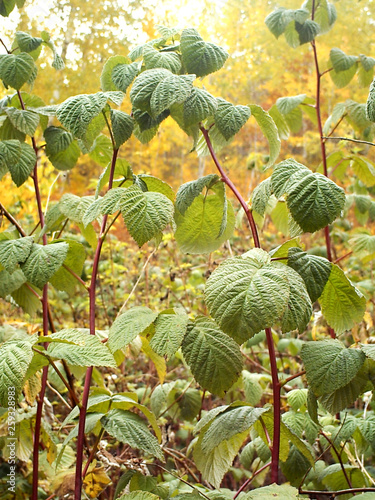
xmin=83 ymin=466 xmax=111 ymax=498
xmin=141 ymin=337 xmax=166 ymax=383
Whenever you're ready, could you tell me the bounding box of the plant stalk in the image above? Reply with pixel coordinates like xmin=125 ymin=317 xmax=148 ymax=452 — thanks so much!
xmin=74 ymin=148 xmax=118 ymax=499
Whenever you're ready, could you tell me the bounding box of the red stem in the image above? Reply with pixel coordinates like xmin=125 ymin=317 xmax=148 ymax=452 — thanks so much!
xmin=265 ymin=327 xmax=281 ymax=483
xmin=74 ymin=148 xmax=118 ymax=499
xmin=200 ymin=126 xmax=261 ymax=248
xmin=200 ymin=127 xmax=281 ymax=482
xmin=234 ymin=461 xmax=271 ymax=499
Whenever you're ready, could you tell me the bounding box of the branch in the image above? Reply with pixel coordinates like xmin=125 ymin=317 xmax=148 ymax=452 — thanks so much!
xmin=300 ymin=488 xmax=375 ymax=497
xmin=234 ymin=461 xmax=271 ymax=499
xmin=323 ymin=136 xmax=375 ymax=147
xmin=0 ymin=203 xmax=27 ymax=236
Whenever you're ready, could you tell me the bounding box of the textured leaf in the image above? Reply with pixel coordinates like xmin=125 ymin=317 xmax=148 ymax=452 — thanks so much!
xmin=319 ymin=361 xmax=370 ymax=414
xmin=183 ymin=87 xmax=217 ymax=127
xmin=301 ymin=340 xmax=366 ymax=397
xmin=56 ymin=93 xmax=107 ymax=139
xmin=108 ymin=307 xmax=158 ymax=353
xmin=110 ymin=109 xmax=134 ymax=149
xmin=59 ymin=194 xmax=95 ymax=223
xmin=249 ymin=104 xmax=280 ymax=168
xmin=265 ymin=8 xmax=293 ymax=38
xmin=367 ymin=79 xmax=375 ymax=122
xmin=137 ymin=175 xmax=175 ymax=202
xmin=351 ymin=156 xmax=375 ymax=187
xmin=11 ymin=282 xmax=41 ymax=315
xmin=0 ymin=139 xmax=21 ymax=169
xmin=276 ymin=94 xmax=306 ymax=115
xmin=180 ymin=28 xmax=228 ymax=78
xmin=120 ymin=185 xmax=174 ymax=246
xmin=176 ymin=174 xmax=220 ymax=215
xmin=0 ymin=52 xmax=36 ymax=89
xmin=0 ymin=236 xmax=33 ymax=273
xmin=182 ymin=317 xmax=243 ymax=396
xmin=150 ymin=310 xmax=189 ymax=358
xmin=4 ymin=107 xmax=39 ymax=135
xmin=15 ymin=31 xmax=43 ymax=53
xmin=245 ymin=484 xmax=299 ymax=499
xmin=194 ymin=428 xmax=248 ymax=488
xmin=20 ymin=242 xmax=68 ymax=289
xmin=49 ymin=240 xmax=86 ymax=295
xmin=287 ymin=388 xmax=308 ymax=411
xmin=100 ymin=55 xmax=131 ymax=91
xmin=0 ymin=269 xmax=26 ymax=297
xmin=143 ymin=45 xmax=181 ymax=73
xmin=271 ymin=159 xmax=345 ymax=233
xmin=46 ymin=139 xmax=80 ymax=171
xmin=118 ymin=490 xmax=160 ymax=500
xmin=101 ymin=409 xmax=163 ymax=460
xmin=242 ymin=371 xmax=263 ymax=406
xmin=201 ymin=404 xmax=266 ymax=454
xmin=175 ymin=188 xmax=235 ymax=254
xmin=330 ymin=64 xmax=357 ymax=89
xmin=319 ymin=264 xmax=366 ymax=333
xmin=206 ymin=249 xmax=311 ymax=343
xmin=0 ymin=0 xmax=17 ymax=17
xmin=214 ymin=98 xmax=250 ymax=141
xmin=130 ymin=68 xmax=171 ymax=112
xmin=0 ymin=339 xmax=34 ymax=407
xmin=319 ymin=463 xmax=366 ymax=491
xmin=110 ymin=62 xmax=139 ymax=94
xmin=47 ymin=329 xmax=116 ymax=367
xmin=150 ymin=74 xmax=194 ymax=117
xmin=330 ymin=48 xmax=358 ymax=72
xmin=8 ymin=141 xmax=36 ymax=186
xmin=44 ymin=126 xmax=73 ymax=154
xmin=295 ymin=19 xmax=320 ymax=44
xmin=251 ymin=177 xmax=272 ymax=216
xmin=287 ymin=247 xmax=332 ymax=302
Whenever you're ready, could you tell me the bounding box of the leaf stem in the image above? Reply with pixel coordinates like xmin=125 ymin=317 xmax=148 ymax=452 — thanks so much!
xmin=0 ymin=203 xmax=27 ymax=236
xmin=62 ymin=263 xmax=89 ymax=290
xmin=320 ymin=431 xmax=353 ymax=489
xmin=323 ymin=136 xmax=375 ymax=147
xmin=200 ymin=126 xmax=260 ymax=248
xmin=299 ymin=488 xmax=375 ymax=497
xmin=233 ymin=461 xmax=271 ymax=499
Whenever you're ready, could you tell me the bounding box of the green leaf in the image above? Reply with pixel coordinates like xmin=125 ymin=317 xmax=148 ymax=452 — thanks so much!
xmin=49 ymin=240 xmax=86 ymax=295
xmin=276 ymin=94 xmax=306 ymax=115
xmin=330 ymin=48 xmax=358 ymax=72
xmin=150 ymin=74 xmax=194 ymax=117
xmin=111 ymin=62 xmax=139 ymax=94
xmin=0 ymin=139 xmax=21 ymax=169
xmin=319 ymin=264 xmax=366 ymax=333
xmin=120 ymin=185 xmax=174 ymax=246
xmin=20 ymin=242 xmax=68 ymax=289
xmin=15 ymin=31 xmax=43 ymax=53
xmin=130 ymin=68 xmax=171 ymax=112
xmin=180 ymin=28 xmax=228 ymax=78
xmin=330 ymin=64 xmax=357 ymax=89
xmin=271 ymin=159 xmax=345 ymax=233
xmin=367 ymin=78 xmax=375 ymax=122
xmin=287 ymin=247 xmax=332 ymax=302
xmin=108 ymin=307 xmax=158 ymax=353
xmin=287 ymin=388 xmax=308 ymax=411
xmin=0 ymin=268 xmax=26 ymax=297
xmin=319 ymin=463 xmax=366 ymax=491
xmin=4 ymin=107 xmax=39 ymax=135
xmin=150 ymin=310 xmax=189 ymax=358
xmin=214 ymin=99 xmax=250 ymax=141
xmin=242 ymin=371 xmax=263 ymax=406
xmin=193 ymin=428 xmax=248 ymax=488
xmin=205 ymin=248 xmax=312 ymax=343
xmin=295 ymin=19 xmax=320 ymax=44
xmin=200 ymin=404 xmax=267 ymax=454
xmin=0 ymin=0 xmax=17 ymax=17
xmin=245 ymin=484 xmax=299 ymax=499
xmin=319 ymin=360 xmax=371 ymax=413
xmin=312 ymin=0 xmax=337 ymax=33
xmin=268 ymin=105 xmax=290 ymax=140
xmin=174 ymin=187 xmax=235 ymax=254
xmin=176 ymin=174 xmax=220 ymax=215
xmin=143 ymin=45 xmax=181 ymax=74
xmin=181 ymin=317 xmax=243 ymax=396
xmin=137 ymin=175 xmax=175 ymax=202
xmin=351 ymin=156 xmax=375 ymax=187
xmin=183 ymin=87 xmax=217 ymax=127
xmin=118 ymin=491 xmax=161 ymax=500
xmin=265 ymin=8 xmax=293 ymax=38
xmin=0 ymin=339 xmax=34 ymax=406
xmin=56 ymin=92 xmax=108 ymax=139
xmin=110 ymin=109 xmax=134 ymax=149
xmin=301 ymin=339 xmax=366 ymax=397
xmin=248 ymin=104 xmax=280 ymax=168
xmin=100 ymin=55 xmax=131 ymax=92
xmin=0 ymin=236 xmax=33 ymax=273
xmin=0 ymin=52 xmax=37 ymax=89
xmin=44 ymin=126 xmax=73 ymax=154
xmin=8 ymin=142 xmax=36 ymax=186
xmin=101 ymin=409 xmax=163 ymax=460
xmin=59 ymin=194 xmax=95 ymax=223
xmin=251 ymin=177 xmax=272 ymax=216
xmin=47 ymin=329 xmax=116 ymax=367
